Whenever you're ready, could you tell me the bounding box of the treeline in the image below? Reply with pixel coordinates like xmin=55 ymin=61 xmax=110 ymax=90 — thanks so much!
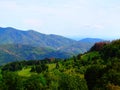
xmin=1 ymin=58 xmax=59 ymax=72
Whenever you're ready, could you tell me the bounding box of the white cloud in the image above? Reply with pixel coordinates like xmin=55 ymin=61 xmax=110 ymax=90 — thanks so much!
xmin=23 ymin=19 xmax=43 ymax=28
xmin=83 ymin=24 xmax=104 ymax=30
xmin=0 ymin=1 xmax=18 ymax=9
xmin=0 ymin=0 xmax=120 ymax=39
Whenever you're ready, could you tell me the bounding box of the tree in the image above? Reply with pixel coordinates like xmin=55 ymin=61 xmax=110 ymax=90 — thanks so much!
xmin=73 ymin=56 xmax=77 ymax=62
xmin=24 ymin=75 xmax=46 ymax=90
xmin=59 ymin=74 xmax=88 ymax=90
xmin=2 ymin=71 xmax=23 ymax=90
xmin=41 ymin=63 xmax=48 ymax=71
xmin=90 ymin=42 xmax=108 ymax=51
xmin=77 ymin=54 xmax=82 ymax=60
xmin=56 ymin=62 xmax=59 ymax=69
xmin=85 ymin=65 xmax=104 ymax=90
xmin=30 ymin=66 xmax=36 ymax=72
xmin=36 ymin=65 xmax=42 ymax=73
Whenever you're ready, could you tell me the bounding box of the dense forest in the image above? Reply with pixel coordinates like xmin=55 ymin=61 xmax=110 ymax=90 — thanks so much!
xmin=0 ymin=39 xmax=120 ymax=90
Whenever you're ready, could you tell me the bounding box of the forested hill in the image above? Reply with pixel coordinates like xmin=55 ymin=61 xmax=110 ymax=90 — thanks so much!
xmin=0 ymin=44 xmax=72 ymax=65
xmin=0 ymin=27 xmax=103 ymax=51
xmin=0 ymin=27 xmax=76 ymax=48
xmin=0 ymin=27 xmax=104 ymax=64
xmin=0 ymin=39 xmax=120 ymax=90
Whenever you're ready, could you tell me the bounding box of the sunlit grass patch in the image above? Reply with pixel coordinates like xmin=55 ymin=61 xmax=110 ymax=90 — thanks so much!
xmin=18 ymin=67 xmax=37 ymax=77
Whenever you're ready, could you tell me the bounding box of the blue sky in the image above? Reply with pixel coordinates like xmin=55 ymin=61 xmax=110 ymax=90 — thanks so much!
xmin=0 ymin=0 xmax=120 ymax=40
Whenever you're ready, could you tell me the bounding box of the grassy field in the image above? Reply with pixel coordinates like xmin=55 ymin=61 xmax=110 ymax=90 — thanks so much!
xmin=17 ymin=67 xmax=37 ymax=77
xmin=81 ymin=51 xmax=99 ymax=60
xmin=17 ymin=63 xmax=57 ymax=77
xmin=47 ymin=63 xmax=56 ymax=71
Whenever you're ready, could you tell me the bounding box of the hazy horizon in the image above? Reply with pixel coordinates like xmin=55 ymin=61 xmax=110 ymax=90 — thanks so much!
xmin=0 ymin=0 xmax=120 ymax=40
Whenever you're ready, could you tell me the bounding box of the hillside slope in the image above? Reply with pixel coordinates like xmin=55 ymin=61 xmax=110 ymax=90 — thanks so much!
xmin=0 ymin=44 xmax=72 ymax=65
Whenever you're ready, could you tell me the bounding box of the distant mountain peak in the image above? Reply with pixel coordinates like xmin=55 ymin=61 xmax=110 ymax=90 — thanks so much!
xmin=6 ymin=27 xmax=15 ymax=29
xmin=80 ymin=38 xmax=104 ymax=43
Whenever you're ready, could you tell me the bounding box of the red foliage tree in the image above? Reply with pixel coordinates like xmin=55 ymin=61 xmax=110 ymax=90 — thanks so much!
xmin=90 ymin=41 xmax=110 ymax=51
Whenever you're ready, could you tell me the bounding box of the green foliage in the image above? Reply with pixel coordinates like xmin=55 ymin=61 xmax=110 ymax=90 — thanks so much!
xmin=85 ymin=65 xmax=105 ymax=90
xmin=30 ymin=63 xmax=48 ymax=73
xmin=85 ymin=60 xmax=120 ymax=90
xmin=55 ymin=62 xmax=59 ymax=69
xmin=2 ymin=61 xmax=23 ymax=71
xmin=2 ymin=71 xmax=23 ymax=90
xmin=24 ymin=75 xmax=46 ymax=90
xmin=59 ymin=74 xmax=88 ymax=90
xmin=100 ymin=40 xmax=120 ymax=60
xmin=30 ymin=66 xmax=36 ymax=72
xmin=18 ymin=67 xmax=33 ymax=77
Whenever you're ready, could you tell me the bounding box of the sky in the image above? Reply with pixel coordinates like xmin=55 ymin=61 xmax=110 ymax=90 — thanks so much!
xmin=0 ymin=0 xmax=120 ymax=40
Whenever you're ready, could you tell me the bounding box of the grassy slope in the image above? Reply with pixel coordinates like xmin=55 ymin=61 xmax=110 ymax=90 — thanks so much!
xmin=17 ymin=66 xmax=38 ymax=77
xmin=17 ymin=60 xmax=84 ymax=78
xmin=81 ymin=51 xmax=100 ymax=60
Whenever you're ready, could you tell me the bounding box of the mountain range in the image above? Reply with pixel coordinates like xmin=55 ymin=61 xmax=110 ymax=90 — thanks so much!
xmin=0 ymin=27 xmax=104 ymax=64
